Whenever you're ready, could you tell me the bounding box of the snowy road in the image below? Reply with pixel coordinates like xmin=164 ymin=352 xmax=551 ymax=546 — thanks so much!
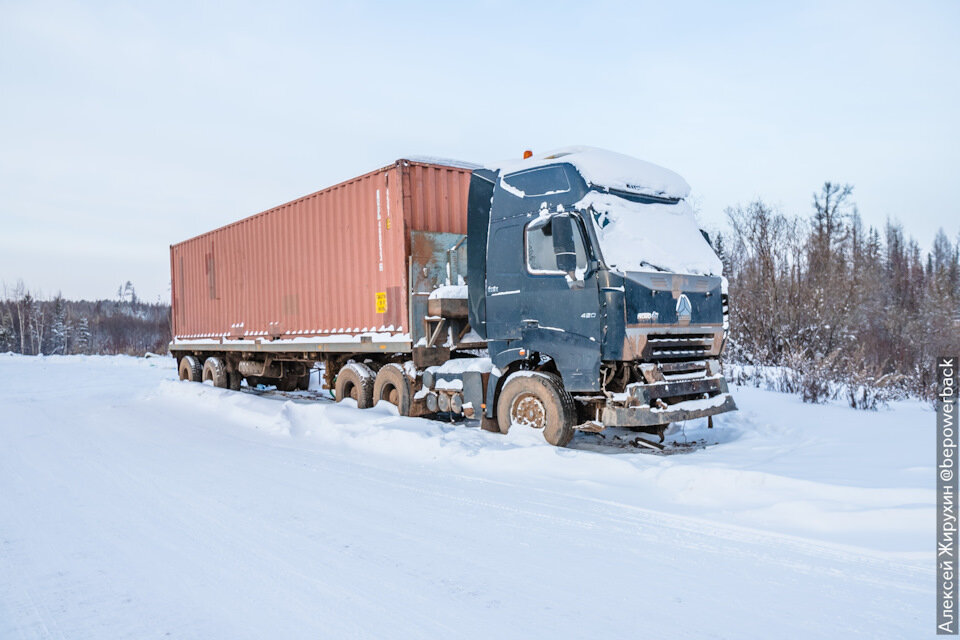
xmin=0 ymin=356 xmax=933 ymax=638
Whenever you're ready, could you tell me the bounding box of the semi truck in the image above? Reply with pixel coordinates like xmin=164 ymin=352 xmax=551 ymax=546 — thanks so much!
xmin=169 ymin=146 xmax=736 ymax=447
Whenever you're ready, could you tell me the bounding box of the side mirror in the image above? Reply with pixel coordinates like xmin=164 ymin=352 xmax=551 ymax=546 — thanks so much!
xmin=552 ymin=215 xmax=578 ymax=273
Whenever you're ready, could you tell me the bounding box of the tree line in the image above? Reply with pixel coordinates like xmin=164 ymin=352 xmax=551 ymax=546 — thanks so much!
xmin=716 ymin=182 xmax=960 ymax=405
xmin=0 ymin=281 xmax=171 ymax=356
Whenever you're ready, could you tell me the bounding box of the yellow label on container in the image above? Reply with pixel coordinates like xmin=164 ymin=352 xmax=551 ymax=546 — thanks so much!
xmin=375 ymin=292 xmax=387 ymax=314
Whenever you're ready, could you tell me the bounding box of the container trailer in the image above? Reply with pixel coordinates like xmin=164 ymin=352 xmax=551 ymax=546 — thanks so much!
xmin=169 ymin=146 xmax=736 ymax=447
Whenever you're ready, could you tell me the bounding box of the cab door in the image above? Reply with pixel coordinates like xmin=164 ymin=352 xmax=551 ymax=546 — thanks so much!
xmin=519 ymin=212 xmax=603 ymax=390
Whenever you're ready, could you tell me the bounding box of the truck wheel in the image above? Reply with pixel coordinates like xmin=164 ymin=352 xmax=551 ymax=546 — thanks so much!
xmin=178 ymin=355 xmax=202 ymax=382
xmin=496 ymin=372 xmax=576 ymax=447
xmin=276 ymin=375 xmax=298 ymax=392
xmin=373 ymin=363 xmax=413 ymax=415
xmin=202 ymin=357 xmax=228 ymax=388
xmin=296 ymin=372 xmax=311 ymax=391
xmin=335 ymin=362 xmax=375 ymax=408
xmin=228 ymin=371 xmax=242 ymax=391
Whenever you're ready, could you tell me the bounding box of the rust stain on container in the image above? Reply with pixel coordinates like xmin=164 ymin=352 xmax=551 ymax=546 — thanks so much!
xmin=170 ymin=160 xmax=473 ymax=341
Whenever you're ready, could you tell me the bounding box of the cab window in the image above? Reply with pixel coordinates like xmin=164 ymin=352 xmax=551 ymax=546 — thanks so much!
xmin=503 ymin=166 xmax=571 ymax=197
xmin=526 ymin=216 xmax=588 ymax=274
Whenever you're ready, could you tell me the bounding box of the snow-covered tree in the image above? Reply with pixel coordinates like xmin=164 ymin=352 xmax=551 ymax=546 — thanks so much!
xmin=50 ymin=294 xmax=68 ymax=355
xmin=0 ymin=310 xmax=15 ymax=353
xmin=75 ymin=317 xmax=91 ymax=355
xmin=16 ymin=285 xmax=33 ymax=355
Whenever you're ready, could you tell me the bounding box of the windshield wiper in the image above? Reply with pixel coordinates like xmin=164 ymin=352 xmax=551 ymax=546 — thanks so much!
xmin=639 ymin=259 xmax=669 ymax=272
xmin=615 ymin=259 xmax=669 ymax=273
xmin=592 ymin=185 xmax=681 ymax=205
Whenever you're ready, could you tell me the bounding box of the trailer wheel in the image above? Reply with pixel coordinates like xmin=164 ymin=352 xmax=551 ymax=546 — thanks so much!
xmin=273 ymin=376 xmax=295 ymax=392
xmin=496 ymin=372 xmax=576 ymax=447
xmin=202 ymin=357 xmax=228 ymax=388
xmin=335 ymin=362 xmax=375 ymax=408
xmin=178 ymin=355 xmax=202 ymax=382
xmin=296 ymin=372 xmax=311 ymax=391
xmin=373 ymin=363 xmax=413 ymax=415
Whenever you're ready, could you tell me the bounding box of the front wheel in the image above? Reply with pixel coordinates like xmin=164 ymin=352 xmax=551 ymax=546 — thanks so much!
xmin=496 ymin=372 xmax=576 ymax=447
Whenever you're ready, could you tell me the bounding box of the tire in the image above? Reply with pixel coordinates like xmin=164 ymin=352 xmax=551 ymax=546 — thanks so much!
xmin=373 ymin=363 xmax=413 ymax=415
xmin=296 ymin=371 xmax=311 ymax=391
xmin=202 ymin=356 xmax=228 ymax=388
xmin=276 ymin=375 xmax=298 ymax=392
xmin=496 ymin=372 xmax=576 ymax=447
xmin=334 ymin=362 xmax=375 ymax=409
xmin=178 ymin=355 xmax=202 ymax=382
xmin=228 ymin=371 xmax=242 ymax=391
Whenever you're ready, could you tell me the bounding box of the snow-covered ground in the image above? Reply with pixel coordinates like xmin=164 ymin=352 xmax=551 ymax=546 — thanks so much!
xmin=0 ymin=355 xmax=933 ymax=639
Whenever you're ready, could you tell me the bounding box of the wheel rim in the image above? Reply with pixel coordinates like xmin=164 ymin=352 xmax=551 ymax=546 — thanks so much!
xmin=387 ymin=386 xmax=399 ymax=405
xmin=511 ymin=393 xmax=546 ymax=429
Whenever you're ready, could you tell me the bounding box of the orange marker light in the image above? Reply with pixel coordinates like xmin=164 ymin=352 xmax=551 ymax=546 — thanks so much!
xmin=523 ymin=150 xmax=533 ymax=159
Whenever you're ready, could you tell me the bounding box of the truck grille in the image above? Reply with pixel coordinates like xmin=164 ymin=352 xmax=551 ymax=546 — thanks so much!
xmin=657 ymin=359 xmax=708 ymax=380
xmin=645 ymin=333 xmax=716 ymax=360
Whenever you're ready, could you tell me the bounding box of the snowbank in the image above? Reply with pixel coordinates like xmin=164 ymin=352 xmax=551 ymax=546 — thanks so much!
xmin=0 ymin=355 xmax=934 ymax=639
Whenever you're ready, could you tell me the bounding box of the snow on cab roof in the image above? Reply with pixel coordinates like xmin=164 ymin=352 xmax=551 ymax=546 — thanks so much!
xmin=489 ymin=146 xmax=691 ymax=200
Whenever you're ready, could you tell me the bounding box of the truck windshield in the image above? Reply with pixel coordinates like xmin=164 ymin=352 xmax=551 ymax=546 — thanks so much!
xmin=576 ymin=190 xmax=722 ymax=276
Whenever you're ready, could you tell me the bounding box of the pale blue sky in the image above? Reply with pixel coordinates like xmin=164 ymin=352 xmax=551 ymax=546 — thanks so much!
xmin=1 ymin=0 xmax=957 ymax=300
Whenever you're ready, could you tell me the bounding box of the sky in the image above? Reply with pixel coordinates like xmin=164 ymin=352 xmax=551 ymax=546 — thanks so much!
xmin=1 ymin=0 xmax=957 ymax=301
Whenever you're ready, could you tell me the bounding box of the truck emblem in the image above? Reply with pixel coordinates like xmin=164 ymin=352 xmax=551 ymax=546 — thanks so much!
xmin=676 ymin=294 xmax=692 ymax=321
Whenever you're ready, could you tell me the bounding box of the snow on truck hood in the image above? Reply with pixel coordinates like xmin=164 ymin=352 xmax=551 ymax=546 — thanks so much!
xmin=578 ymin=191 xmax=723 ymax=277
xmin=490 ymin=146 xmax=691 ymax=200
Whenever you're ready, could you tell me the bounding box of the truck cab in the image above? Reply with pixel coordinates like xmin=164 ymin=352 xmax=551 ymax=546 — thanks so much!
xmin=464 ymin=147 xmax=736 ymax=443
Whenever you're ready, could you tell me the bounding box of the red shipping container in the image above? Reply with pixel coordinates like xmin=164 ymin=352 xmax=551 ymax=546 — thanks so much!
xmin=170 ymin=159 xmax=473 ymax=341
